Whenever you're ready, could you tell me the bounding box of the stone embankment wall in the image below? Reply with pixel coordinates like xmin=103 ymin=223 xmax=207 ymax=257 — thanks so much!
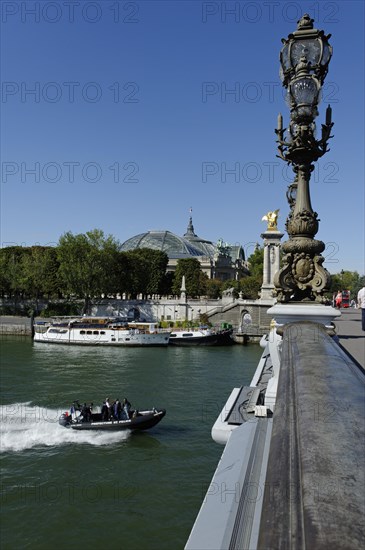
xmin=0 ymin=316 xmax=32 ymax=336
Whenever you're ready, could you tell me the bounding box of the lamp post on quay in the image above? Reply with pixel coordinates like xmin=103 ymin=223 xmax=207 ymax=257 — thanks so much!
xmin=273 ymin=14 xmax=334 ymax=304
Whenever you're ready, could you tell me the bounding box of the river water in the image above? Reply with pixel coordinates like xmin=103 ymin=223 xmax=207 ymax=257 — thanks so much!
xmin=0 ymin=336 xmax=262 ymax=550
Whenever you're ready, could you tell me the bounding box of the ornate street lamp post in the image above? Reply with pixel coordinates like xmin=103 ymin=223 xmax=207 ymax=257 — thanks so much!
xmin=274 ymin=14 xmax=334 ymax=303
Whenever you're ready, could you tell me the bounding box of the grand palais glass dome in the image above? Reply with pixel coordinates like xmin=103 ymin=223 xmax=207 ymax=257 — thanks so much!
xmin=120 ymin=216 xmax=247 ymax=281
xmin=120 ymin=230 xmax=209 ymax=259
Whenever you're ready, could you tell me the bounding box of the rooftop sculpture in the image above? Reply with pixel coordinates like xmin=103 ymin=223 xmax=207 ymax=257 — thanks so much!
xmin=261 ymin=210 xmax=280 ymax=231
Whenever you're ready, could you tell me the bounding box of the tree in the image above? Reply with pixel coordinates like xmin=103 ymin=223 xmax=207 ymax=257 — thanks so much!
xmin=206 ymin=278 xmax=223 ymax=299
xmin=21 ymin=246 xmax=60 ymax=300
xmin=235 ymin=247 xmax=264 ymax=299
xmin=247 ymin=246 xmax=264 ymax=279
xmin=126 ymin=248 xmax=169 ymax=298
xmin=239 ymin=275 xmax=262 ymax=299
xmin=328 ymin=271 xmax=365 ymax=300
xmin=172 ymin=258 xmax=208 ymax=297
xmin=109 ymin=251 xmax=133 ymax=297
xmin=57 ymin=229 xmax=120 ymax=313
xmin=0 ymin=246 xmax=28 ymax=298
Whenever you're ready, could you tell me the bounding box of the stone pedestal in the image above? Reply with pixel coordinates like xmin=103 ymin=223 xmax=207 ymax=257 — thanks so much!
xmin=267 ymin=303 xmax=340 ymax=327
xmin=260 ymin=230 xmax=284 ymax=300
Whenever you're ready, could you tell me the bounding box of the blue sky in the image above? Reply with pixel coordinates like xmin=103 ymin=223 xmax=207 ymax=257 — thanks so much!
xmin=1 ymin=0 xmax=364 ymax=274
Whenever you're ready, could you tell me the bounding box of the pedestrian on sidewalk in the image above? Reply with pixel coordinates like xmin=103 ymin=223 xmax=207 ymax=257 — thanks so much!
xmin=335 ymin=290 xmax=342 ymax=309
xmin=357 ymin=286 xmax=365 ymax=331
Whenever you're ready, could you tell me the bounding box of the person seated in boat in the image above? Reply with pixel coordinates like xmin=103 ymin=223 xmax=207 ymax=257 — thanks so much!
xmin=123 ymin=398 xmax=131 ymax=420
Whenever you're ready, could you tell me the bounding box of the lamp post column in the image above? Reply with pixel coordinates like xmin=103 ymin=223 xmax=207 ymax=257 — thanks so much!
xmin=273 ymin=14 xmax=334 ymax=303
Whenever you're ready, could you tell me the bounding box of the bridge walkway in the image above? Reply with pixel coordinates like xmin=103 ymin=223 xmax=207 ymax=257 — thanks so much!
xmin=335 ymin=308 xmax=364 ymax=370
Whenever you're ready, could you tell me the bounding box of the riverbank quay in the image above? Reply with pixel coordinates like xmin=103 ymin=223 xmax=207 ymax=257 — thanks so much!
xmin=0 ymin=294 xmax=274 ymax=334
xmin=335 ymin=309 xmax=365 ymax=370
xmin=0 ymin=316 xmax=32 ymax=335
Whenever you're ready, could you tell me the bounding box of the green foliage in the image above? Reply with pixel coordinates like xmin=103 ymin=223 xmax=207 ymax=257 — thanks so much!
xmin=57 ymin=229 xmax=121 ymax=311
xmin=239 ymin=275 xmax=262 ymax=299
xmin=21 ymin=246 xmax=60 ymax=298
xmin=227 ymin=247 xmax=264 ymax=299
xmin=40 ymin=302 xmax=81 ymax=317
xmin=125 ymin=248 xmax=169 ymax=297
xmin=0 ymin=246 xmax=27 ymax=297
xmin=198 ymin=312 xmax=212 ymax=326
xmin=205 ymin=278 xmax=223 ymax=299
xmin=247 ymin=246 xmax=264 ymax=278
xmin=328 ymin=271 xmax=365 ymax=299
xmin=160 ymin=271 xmax=174 ymax=297
xmin=0 ymin=232 xmax=170 ymax=303
xmin=172 ymin=258 xmax=208 ymax=298
xmin=0 ymin=246 xmax=61 ymax=299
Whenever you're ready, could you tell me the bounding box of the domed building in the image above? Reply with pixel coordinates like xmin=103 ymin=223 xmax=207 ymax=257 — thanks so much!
xmin=120 ymin=216 xmax=248 ymax=281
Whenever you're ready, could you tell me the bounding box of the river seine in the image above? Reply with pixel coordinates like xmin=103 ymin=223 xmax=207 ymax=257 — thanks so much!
xmin=0 ymin=336 xmax=262 ymax=549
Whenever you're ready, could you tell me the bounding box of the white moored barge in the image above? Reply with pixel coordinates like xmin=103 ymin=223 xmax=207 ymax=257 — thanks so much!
xmin=34 ymin=317 xmax=170 ymax=346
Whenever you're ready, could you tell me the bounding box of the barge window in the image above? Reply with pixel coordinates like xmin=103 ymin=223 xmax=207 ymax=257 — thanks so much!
xmin=93 ymin=331 xmax=99 ymax=335
xmin=86 ymin=330 xmax=92 ymax=335
xmin=80 ymin=330 xmax=85 ymax=335
xmin=183 ymin=333 xmax=193 ymax=337
xmin=100 ymin=331 xmax=105 ymax=335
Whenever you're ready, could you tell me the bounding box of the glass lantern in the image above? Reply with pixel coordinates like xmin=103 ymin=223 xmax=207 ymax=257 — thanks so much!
xmin=288 ymin=75 xmax=321 ymax=120
xmin=279 ymin=16 xmax=332 ymax=87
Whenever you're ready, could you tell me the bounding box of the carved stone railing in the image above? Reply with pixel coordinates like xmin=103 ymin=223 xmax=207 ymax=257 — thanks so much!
xmin=258 ymin=321 xmax=365 ymax=549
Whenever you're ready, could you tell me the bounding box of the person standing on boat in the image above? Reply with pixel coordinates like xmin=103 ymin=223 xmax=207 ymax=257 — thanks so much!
xmin=113 ymin=399 xmax=120 ymax=420
xmin=81 ymin=403 xmax=90 ymax=422
xmin=123 ymin=398 xmax=131 ymax=419
xmin=106 ymin=397 xmax=111 ymax=420
xmin=115 ymin=399 xmax=122 ymax=420
xmin=101 ymin=401 xmax=108 ymax=421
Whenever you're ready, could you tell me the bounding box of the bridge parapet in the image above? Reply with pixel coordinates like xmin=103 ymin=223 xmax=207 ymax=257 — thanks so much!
xmin=258 ymin=321 xmax=365 ymax=549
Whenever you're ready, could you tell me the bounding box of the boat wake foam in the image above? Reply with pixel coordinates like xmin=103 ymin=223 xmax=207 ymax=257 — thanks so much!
xmin=0 ymin=403 xmax=130 ymax=452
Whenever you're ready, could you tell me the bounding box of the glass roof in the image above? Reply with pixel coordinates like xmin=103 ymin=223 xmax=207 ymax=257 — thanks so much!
xmin=120 ymin=231 xmax=206 ymax=259
xmin=120 ymin=219 xmax=245 ymax=262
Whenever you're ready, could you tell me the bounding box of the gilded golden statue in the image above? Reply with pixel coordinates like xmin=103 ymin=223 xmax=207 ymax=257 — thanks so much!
xmin=262 ymin=209 xmax=280 ymax=230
